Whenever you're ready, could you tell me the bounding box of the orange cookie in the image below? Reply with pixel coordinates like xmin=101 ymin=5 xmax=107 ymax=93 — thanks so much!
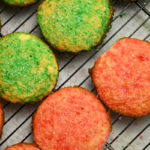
xmin=5 ymin=143 xmax=39 ymax=150
xmin=0 ymin=103 xmax=4 ymax=139
xmin=91 ymin=38 xmax=150 ymax=117
xmin=33 ymin=87 xmax=111 ymax=150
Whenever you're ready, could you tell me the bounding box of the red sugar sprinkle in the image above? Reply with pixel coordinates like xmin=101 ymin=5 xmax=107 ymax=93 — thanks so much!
xmin=140 ymin=135 xmax=143 ymax=139
xmin=110 ymin=137 xmax=114 ymax=142
xmin=119 ymin=116 xmax=122 ymax=120
xmin=134 ymin=122 xmax=138 ymax=126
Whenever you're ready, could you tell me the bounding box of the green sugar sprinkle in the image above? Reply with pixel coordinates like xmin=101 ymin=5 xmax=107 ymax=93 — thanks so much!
xmin=38 ymin=0 xmax=113 ymax=53
xmin=0 ymin=33 xmax=58 ymax=103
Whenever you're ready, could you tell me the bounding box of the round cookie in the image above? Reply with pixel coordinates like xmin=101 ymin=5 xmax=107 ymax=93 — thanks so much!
xmin=91 ymin=38 xmax=150 ymax=117
xmin=0 ymin=104 xmax=4 ymax=139
xmin=0 ymin=32 xmax=58 ymax=103
xmin=5 ymin=143 xmax=39 ymax=150
xmin=37 ymin=0 xmax=113 ymax=53
xmin=3 ymin=0 xmax=39 ymax=7
xmin=33 ymin=87 xmax=111 ymax=150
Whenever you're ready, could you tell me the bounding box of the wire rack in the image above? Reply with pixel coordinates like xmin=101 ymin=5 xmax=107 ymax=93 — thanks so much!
xmin=0 ymin=0 xmax=150 ymax=149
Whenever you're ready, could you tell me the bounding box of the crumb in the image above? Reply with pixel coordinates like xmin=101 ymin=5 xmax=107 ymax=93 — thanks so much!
xmin=143 ymin=2 xmax=147 ymax=5
xmin=139 ymin=135 xmax=143 ymax=140
xmin=120 ymin=13 xmax=126 ymax=18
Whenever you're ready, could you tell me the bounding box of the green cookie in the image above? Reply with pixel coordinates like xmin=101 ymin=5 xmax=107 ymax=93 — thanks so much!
xmin=3 ymin=0 xmax=39 ymax=6
xmin=0 ymin=33 xmax=58 ymax=103
xmin=37 ymin=0 xmax=113 ymax=53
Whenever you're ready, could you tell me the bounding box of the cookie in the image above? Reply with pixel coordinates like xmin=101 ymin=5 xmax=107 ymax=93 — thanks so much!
xmin=0 ymin=103 xmax=4 ymax=139
xmin=33 ymin=87 xmax=111 ymax=150
xmin=91 ymin=38 xmax=150 ymax=117
xmin=0 ymin=33 xmax=58 ymax=103
xmin=37 ymin=0 xmax=113 ymax=53
xmin=3 ymin=0 xmax=39 ymax=7
xmin=5 ymin=143 xmax=39 ymax=150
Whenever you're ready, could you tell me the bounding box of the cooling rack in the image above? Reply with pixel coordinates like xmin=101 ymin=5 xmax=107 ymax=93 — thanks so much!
xmin=0 ymin=0 xmax=150 ymax=149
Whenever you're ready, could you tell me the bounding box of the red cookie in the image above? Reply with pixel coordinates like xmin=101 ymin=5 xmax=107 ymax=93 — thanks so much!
xmin=5 ymin=143 xmax=39 ymax=150
xmin=33 ymin=87 xmax=111 ymax=150
xmin=91 ymin=38 xmax=150 ymax=117
xmin=0 ymin=103 xmax=4 ymax=139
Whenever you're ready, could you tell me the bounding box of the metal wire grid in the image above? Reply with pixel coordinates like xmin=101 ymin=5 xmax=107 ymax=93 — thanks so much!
xmin=0 ymin=0 xmax=150 ymax=149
